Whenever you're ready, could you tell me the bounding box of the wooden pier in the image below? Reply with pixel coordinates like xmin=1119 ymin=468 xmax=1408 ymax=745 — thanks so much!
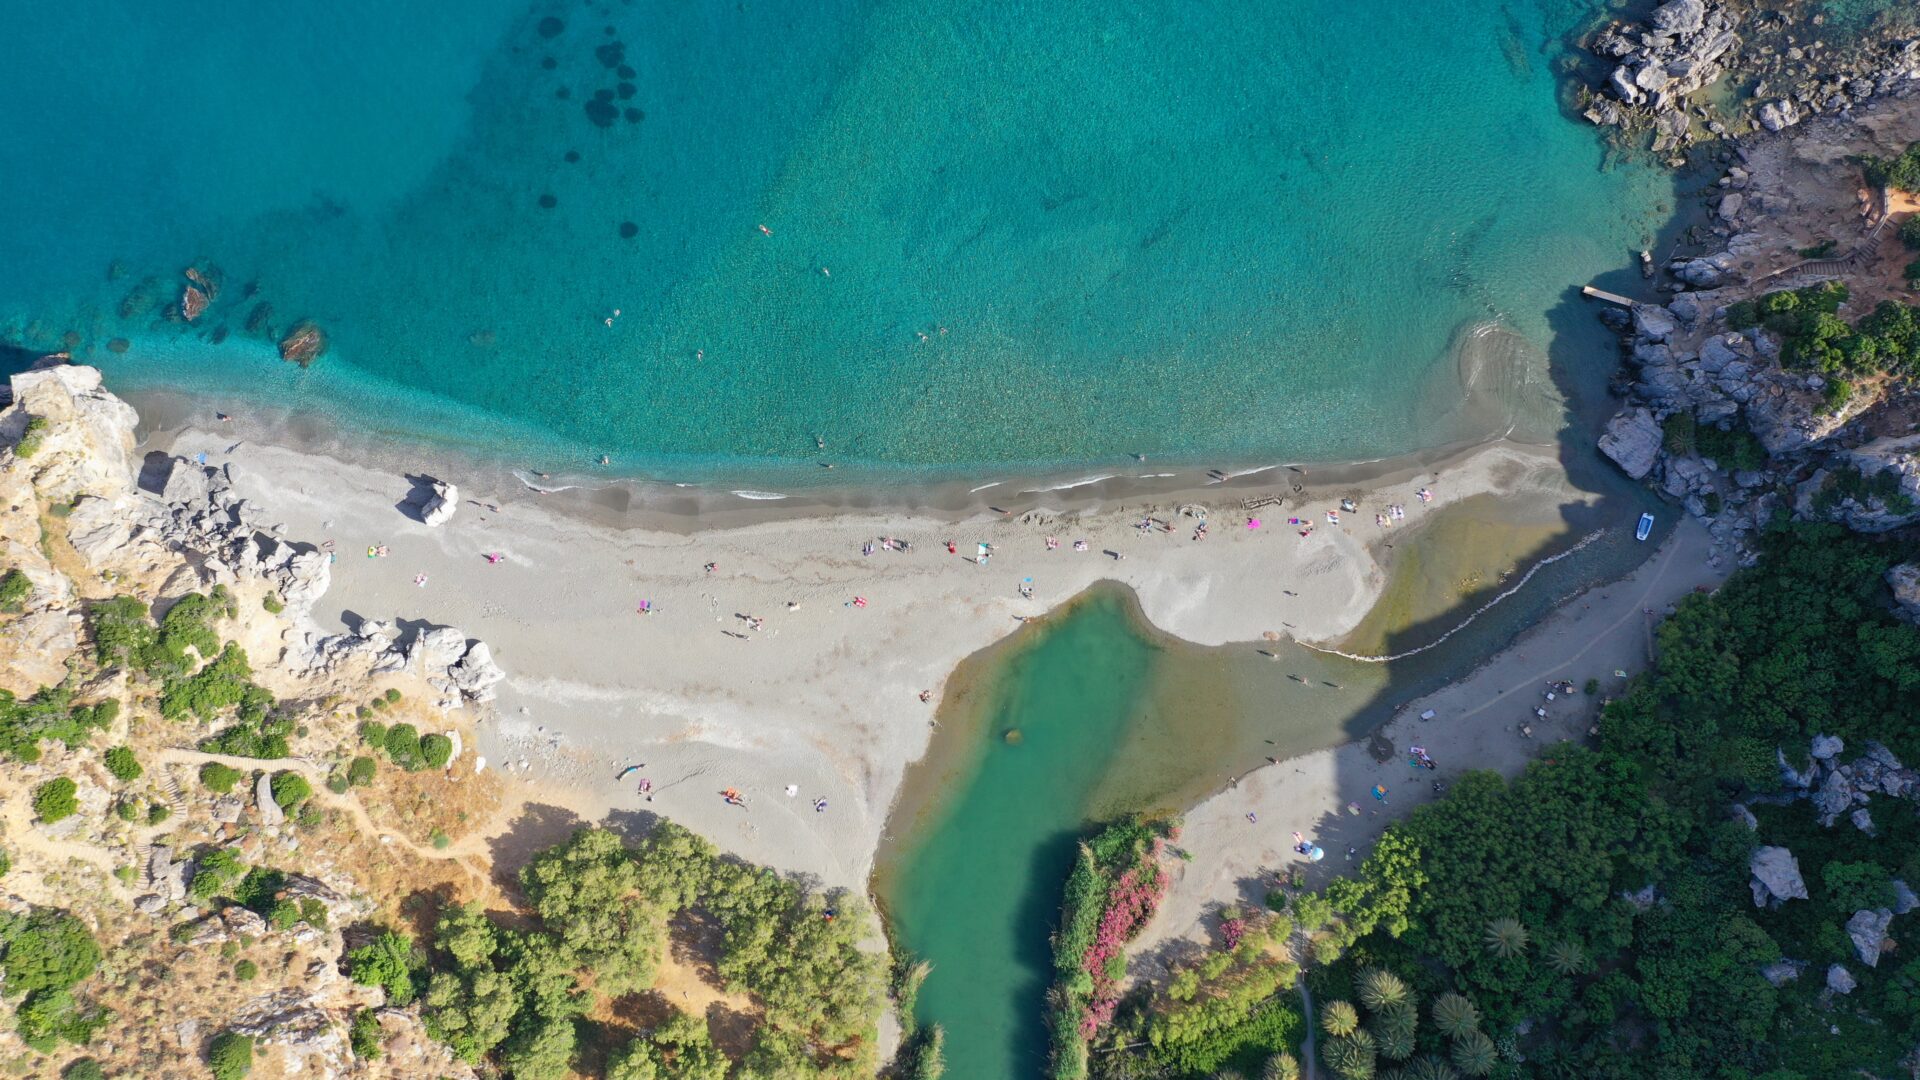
xmin=1581 ymin=285 xmax=1637 ymax=307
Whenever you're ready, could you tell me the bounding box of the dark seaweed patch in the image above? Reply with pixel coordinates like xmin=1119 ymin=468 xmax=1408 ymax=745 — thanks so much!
xmin=595 ymin=41 xmax=625 ymax=68
xmin=564 ymin=150 xmax=581 ymax=163
xmin=537 ymin=16 xmax=564 ymax=38
xmin=538 ymin=193 xmax=558 ymax=209
xmin=541 ymin=56 xmax=558 ymax=70
xmin=617 ymin=82 xmax=636 ymax=100
xmin=619 ymin=221 xmax=638 ymax=239
xmin=617 ymin=64 xmax=636 ymax=79
xmin=556 ymin=86 xmax=571 ymax=99
xmin=624 ymin=107 xmax=644 ymax=124
xmin=585 ymin=98 xmax=620 ymax=127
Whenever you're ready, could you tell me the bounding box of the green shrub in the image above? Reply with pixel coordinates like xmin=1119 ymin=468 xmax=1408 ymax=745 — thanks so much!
xmin=0 ymin=568 xmax=30 ymax=611
xmin=384 ymin=688 xmax=401 ymax=704
xmin=33 ymin=778 xmax=78 ymax=823
xmin=349 ymin=1007 xmax=383 ymax=1060
xmin=1906 ymin=257 xmax=1920 ymax=284
xmin=234 ymin=959 xmax=258 ymax=981
xmin=13 ymin=416 xmax=49 ymax=458
xmin=0 ymin=849 xmax=10 ymax=876
xmin=421 ymin=733 xmax=453 ymax=769
xmin=325 ymin=773 xmax=349 ymax=795
xmin=1584 ymin=678 xmax=1600 ymax=695
xmin=270 ymin=771 xmax=312 ymax=811
xmin=114 ymin=799 xmax=141 ymax=823
xmin=199 ymin=762 xmax=243 ymax=794
xmin=357 ymin=720 xmax=386 ymax=746
xmin=208 ymin=1031 xmax=253 ymax=1080
xmin=0 ymin=907 xmax=101 ymax=998
xmin=62 ymin=1059 xmax=106 ymax=1080
xmin=103 ymin=746 xmax=141 ymax=782
xmin=383 ymin=723 xmax=424 ymax=770
xmin=1902 ymin=215 xmax=1920 ymax=251
xmin=87 ymin=596 xmax=153 ymax=670
xmin=1798 ymin=239 xmax=1838 ymax=259
xmin=1695 ymin=424 xmax=1767 ymax=472
xmin=347 ymin=756 xmax=377 ymax=787
xmin=430 ymin=829 xmax=451 ymax=850
xmin=148 ymin=803 xmax=172 ymax=826
xmin=347 ymin=929 xmax=421 ymax=1005
xmin=1660 ymin=412 xmax=1696 ymax=455
xmin=187 ymin=848 xmax=245 ymax=904
xmin=1865 ymin=142 xmax=1920 ymax=193
xmin=260 ymin=594 xmax=283 ymax=615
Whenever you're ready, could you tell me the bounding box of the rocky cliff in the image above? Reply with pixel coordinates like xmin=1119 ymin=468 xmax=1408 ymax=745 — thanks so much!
xmin=1594 ymin=85 xmax=1920 ymax=564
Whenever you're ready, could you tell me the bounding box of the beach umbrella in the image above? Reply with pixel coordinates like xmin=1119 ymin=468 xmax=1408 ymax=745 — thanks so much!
xmin=1262 ymin=631 xmax=1281 ymax=641
xmin=1371 ymin=784 xmax=1388 ymax=801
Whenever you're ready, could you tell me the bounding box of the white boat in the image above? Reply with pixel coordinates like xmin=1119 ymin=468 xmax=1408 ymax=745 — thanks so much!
xmin=1635 ymin=512 xmax=1655 ymax=541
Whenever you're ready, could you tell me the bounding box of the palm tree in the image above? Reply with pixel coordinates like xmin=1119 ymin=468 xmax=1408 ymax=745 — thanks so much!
xmin=1321 ymin=999 xmax=1361 ymax=1037
xmin=1408 ymin=1057 xmax=1460 ymax=1080
xmin=1261 ymin=1051 xmax=1302 ymax=1080
xmin=1430 ymin=992 xmax=1480 ymax=1039
xmin=1482 ymin=917 xmax=1530 ymax=959
xmin=1323 ymin=1031 xmax=1379 ymax=1080
xmin=1450 ymin=1029 xmax=1498 ymax=1077
xmin=1357 ymin=967 xmax=1410 ymax=1011
xmin=1374 ymin=1021 xmax=1415 ymax=1062
xmin=1371 ymin=1000 xmax=1417 ymax=1058
xmin=1545 ymin=939 xmax=1587 ymax=976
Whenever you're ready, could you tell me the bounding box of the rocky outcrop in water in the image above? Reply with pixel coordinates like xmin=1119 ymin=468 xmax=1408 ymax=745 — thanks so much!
xmin=1580 ymin=0 xmax=1920 ymax=149
xmin=278 ymin=319 xmax=328 ymax=366
xmin=1582 ymin=0 xmax=1740 ymax=151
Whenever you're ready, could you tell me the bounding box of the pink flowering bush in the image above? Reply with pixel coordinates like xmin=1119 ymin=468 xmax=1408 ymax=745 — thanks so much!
xmin=1077 ymin=863 xmax=1169 ymax=1035
xmin=1220 ymin=917 xmax=1246 ymax=950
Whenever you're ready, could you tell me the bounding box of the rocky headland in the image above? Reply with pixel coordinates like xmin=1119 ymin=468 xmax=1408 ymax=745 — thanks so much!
xmin=1578 ymin=0 xmax=1920 ymax=157
xmin=1593 ymin=77 xmax=1920 ymax=611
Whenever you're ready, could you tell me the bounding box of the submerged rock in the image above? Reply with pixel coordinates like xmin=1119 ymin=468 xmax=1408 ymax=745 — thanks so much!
xmin=277 ymin=320 xmax=327 ymax=367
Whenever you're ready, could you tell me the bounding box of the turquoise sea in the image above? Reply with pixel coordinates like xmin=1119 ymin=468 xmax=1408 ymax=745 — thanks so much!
xmin=4 ymin=0 xmax=1670 ymax=481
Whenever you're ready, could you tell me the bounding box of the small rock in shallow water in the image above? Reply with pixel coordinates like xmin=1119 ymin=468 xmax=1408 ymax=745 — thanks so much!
xmin=538 ymin=193 xmax=557 ymax=209
xmin=537 ymin=16 xmax=564 ymax=38
xmin=619 ymin=222 xmax=638 ymax=239
xmin=541 ymin=56 xmax=557 ymax=70
xmin=106 ymin=338 xmax=129 ymax=354
xmin=277 ymin=320 xmax=328 ymax=366
xmin=209 ymin=326 xmax=229 ymax=345
xmin=564 ymin=150 xmax=580 ymax=163
xmin=585 ymin=98 xmax=619 ymax=127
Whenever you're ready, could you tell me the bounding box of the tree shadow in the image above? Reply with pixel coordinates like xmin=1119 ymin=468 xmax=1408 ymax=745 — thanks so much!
xmin=485 ymin=801 xmax=586 ymax=896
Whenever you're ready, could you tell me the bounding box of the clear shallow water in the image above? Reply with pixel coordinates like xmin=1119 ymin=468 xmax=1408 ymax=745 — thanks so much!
xmin=5 ymin=0 xmax=1666 ymax=479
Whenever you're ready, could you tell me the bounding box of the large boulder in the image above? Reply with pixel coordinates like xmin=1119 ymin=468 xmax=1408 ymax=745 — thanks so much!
xmin=1757 ymin=98 xmax=1801 ymax=132
xmin=1633 ymin=305 xmax=1679 ymax=343
xmin=1827 ymin=964 xmax=1857 ymax=994
xmin=1811 ymin=734 xmax=1845 ymax=761
xmin=1847 ymin=908 xmax=1892 ymax=967
xmin=1599 ymin=408 xmax=1664 ymax=480
xmin=255 ymin=772 xmax=285 ymax=827
xmin=1750 ymin=846 xmax=1808 ymax=906
xmin=420 ymin=479 xmax=458 ymax=527
xmin=1889 ymin=563 xmax=1920 ymax=623
xmin=3 ymin=365 xmax=139 ymax=504
xmin=1650 ymin=0 xmax=1706 ymax=34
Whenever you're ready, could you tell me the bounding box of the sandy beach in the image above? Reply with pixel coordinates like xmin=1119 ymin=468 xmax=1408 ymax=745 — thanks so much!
xmin=1127 ymin=516 xmax=1729 ymax=975
xmin=144 ymin=418 xmax=1590 ymax=893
